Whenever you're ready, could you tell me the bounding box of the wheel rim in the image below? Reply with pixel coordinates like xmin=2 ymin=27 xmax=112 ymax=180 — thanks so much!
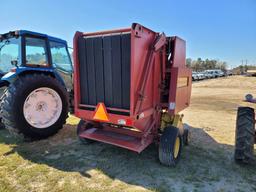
xmin=23 ymin=87 xmax=62 ymax=129
xmin=174 ymin=137 xmax=180 ymax=158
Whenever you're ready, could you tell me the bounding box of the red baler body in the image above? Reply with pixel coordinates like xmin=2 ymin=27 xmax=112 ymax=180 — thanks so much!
xmin=73 ymin=23 xmax=192 ymax=152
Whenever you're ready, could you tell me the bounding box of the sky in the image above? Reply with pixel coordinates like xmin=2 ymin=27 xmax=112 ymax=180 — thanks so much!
xmin=1 ymin=0 xmax=255 ymax=68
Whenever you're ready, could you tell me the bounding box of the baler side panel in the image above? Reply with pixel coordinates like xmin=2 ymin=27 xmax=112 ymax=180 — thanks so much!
xmin=130 ymin=25 xmax=158 ymax=116
xmin=171 ymin=37 xmax=186 ymax=68
xmin=130 ymin=24 xmax=163 ymax=131
xmin=168 ymin=37 xmax=192 ymax=114
xmin=168 ymin=68 xmax=192 ymax=115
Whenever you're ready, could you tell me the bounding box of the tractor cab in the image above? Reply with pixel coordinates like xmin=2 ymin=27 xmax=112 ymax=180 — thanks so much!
xmin=0 ymin=30 xmax=73 ymax=90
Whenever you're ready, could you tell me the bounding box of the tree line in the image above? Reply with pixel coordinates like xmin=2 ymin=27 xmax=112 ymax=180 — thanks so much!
xmin=186 ymin=58 xmax=227 ymax=72
xmin=232 ymin=65 xmax=256 ymax=74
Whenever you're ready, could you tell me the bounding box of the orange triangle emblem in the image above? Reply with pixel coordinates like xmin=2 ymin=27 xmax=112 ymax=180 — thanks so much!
xmin=93 ymin=103 xmax=109 ymax=121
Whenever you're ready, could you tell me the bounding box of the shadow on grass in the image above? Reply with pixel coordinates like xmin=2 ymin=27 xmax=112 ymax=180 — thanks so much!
xmin=0 ymin=123 xmax=256 ymax=191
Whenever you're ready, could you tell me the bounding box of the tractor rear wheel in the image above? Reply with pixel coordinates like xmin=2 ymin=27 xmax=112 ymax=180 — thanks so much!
xmin=0 ymin=74 xmax=69 ymax=140
xmin=159 ymin=126 xmax=182 ymax=166
xmin=0 ymin=88 xmax=7 ymax=129
xmin=234 ymin=107 xmax=255 ymax=164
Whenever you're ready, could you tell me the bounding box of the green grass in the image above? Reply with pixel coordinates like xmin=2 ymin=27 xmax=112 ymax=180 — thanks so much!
xmin=0 ymin=116 xmax=256 ymax=192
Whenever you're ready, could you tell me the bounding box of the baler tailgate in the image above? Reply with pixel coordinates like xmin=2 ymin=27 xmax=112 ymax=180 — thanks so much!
xmin=77 ymin=33 xmax=131 ymax=109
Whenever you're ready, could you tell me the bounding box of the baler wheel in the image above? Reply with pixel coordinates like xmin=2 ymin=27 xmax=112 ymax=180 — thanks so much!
xmin=183 ymin=126 xmax=190 ymax=146
xmin=234 ymin=107 xmax=255 ymax=164
xmin=0 ymin=74 xmax=69 ymax=140
xmin=77 ymin=120 xmax=95 ymax=144
xmin=159 ymin=126 xmax=182 ymax=166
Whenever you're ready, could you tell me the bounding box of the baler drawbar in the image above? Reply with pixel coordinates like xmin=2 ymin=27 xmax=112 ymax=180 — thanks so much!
xmin=73 ymin=23 xmax=192 ymax=166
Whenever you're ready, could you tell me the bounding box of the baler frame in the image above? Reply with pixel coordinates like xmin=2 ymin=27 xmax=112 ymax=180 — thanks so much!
xmin=73 ymin=23 xmax=192 ymax=165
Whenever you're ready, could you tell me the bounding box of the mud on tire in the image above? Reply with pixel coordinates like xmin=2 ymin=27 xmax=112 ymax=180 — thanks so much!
xmin=234 ymin=107 xmax=255 ymax=164
xmin=0 ymin=73 xmax=69 ymax=140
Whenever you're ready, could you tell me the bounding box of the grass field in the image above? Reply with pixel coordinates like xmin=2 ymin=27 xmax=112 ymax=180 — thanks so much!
xmin=0 ymin=76 xmax=256 ymax=192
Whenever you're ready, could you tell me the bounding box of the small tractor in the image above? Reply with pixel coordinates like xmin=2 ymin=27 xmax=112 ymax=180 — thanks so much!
xmin=0 ymin=30 xmax=73 ymax=139
xmin=73 ymin=23 xmax=192 ymax=166
xmin=234 ymin=95 xmax=256 ymax=163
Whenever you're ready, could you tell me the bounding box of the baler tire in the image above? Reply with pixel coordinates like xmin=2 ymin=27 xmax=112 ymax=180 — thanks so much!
xmin=159 ymin=126 xmax=182 ymax=167
xmin=234 ymin=107 xmax=255 ymax=164
xmin=77 ymin=120 xmax=95 ymax=145
xmin=0 ymin=74 xmax=69 ymax=140
xmin=183 ymin=128 xmax=190 ymax=146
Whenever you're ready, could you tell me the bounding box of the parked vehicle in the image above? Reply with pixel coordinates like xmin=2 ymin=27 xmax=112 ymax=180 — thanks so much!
xmin=0 ymin=30 xmax=73 ymax=139
xmin=204 ymin=70 xmax=213 ymax=78
xmin=203 ymin=71 xmax=212 ymax=79
xmin=226 ymin=70 xmax=233 ymax=76
xmin=197 ymin=72 xmax=205 ymax=80
xmin=192 ymin=72 xmax=199 ymax=81
xmin=205 ymin=70 xmax=218 ymax=78
xmin=73 ymin=23 xmax=192 ymax=166
xmin=215 ymin=70 xmax=225 ymax=77
xmin=219 ymin=71 xmax=225 ymax=77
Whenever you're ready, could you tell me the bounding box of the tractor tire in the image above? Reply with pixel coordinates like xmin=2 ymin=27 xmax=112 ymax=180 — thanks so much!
xmin=234 ymin=107 xmax=255 ymax=164
xmin=0 ymin=74 xmax=69 ymax=140
xmin=0 ymin=88 xmax=7 ymax=129
xmin=77 ymin=120 xmax=95 ymax=144
xmin=159 ymin=126 xmax=182 ymax=166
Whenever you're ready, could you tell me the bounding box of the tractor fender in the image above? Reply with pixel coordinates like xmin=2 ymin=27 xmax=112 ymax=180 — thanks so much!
xmin=1 ymin=67 xmax=66 ymax=88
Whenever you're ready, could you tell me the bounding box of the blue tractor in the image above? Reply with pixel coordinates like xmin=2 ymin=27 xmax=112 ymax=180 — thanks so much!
xmin=0 ymin=30 xmax=73 ymax=139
